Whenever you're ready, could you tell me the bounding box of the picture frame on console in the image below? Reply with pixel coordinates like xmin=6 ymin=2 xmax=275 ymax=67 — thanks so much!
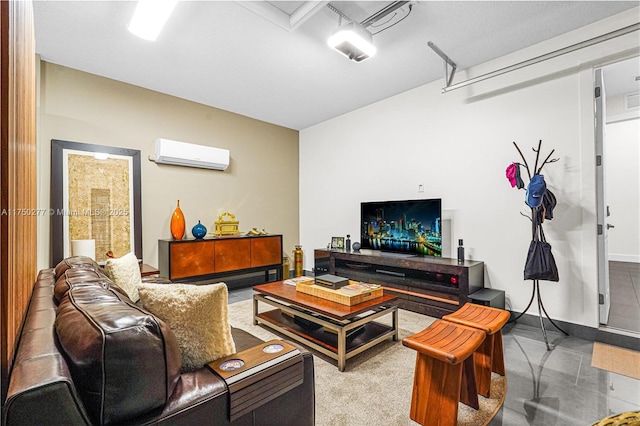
xmin=50 ymin=139 xmax=143 ymax=266
xmin=331 ymin=237 xmax=345 ymax=250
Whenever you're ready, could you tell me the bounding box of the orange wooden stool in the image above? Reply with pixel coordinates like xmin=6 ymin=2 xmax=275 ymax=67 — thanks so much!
xmin=402 ymin=319 xmax=486 ymax=426
xmin=442 ymin=302 xmax=510 ymax=398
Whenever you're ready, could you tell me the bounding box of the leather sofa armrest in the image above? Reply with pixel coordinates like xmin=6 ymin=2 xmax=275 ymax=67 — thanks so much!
xmin=4 ymin=355 xmax=92 ymax=426
xmin=131 ymin=340 xmax=315 ymax=426
xmin=250 ymin=343 xmax=315 ymax=426
xmin=208 ymin=340 xmax=307 ymax=423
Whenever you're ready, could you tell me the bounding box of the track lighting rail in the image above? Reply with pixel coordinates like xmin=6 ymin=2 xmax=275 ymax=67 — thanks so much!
xmin=327 ymin=1 xmax=410 ymax=28
xmin=427 ymin=41 xmax=457 ymax=88
xmin=432 ymin=22 xmax=640 ymax=93
xmin=360 ymin=1 xmax=410 ymax=27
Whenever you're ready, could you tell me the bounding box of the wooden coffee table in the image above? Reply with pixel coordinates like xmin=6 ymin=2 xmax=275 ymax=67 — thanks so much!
xmin=253 ymin=281 xmax=398 ymax=371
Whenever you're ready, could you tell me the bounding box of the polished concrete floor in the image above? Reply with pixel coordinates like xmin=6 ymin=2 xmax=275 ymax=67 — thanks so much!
xmin=228 ymin=286 xmax=640 ymax=425
xmin=490 ymin=322 xmax=640 ymax=425
xmin=608 ymin=261 xmax=640 ymax=333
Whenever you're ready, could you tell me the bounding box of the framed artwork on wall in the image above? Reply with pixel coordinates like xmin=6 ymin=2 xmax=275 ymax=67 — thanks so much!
xmin=331 ymin=237 xmax=345 ymax=250
xmin=50 ymin=139 xmax=142 ymax=266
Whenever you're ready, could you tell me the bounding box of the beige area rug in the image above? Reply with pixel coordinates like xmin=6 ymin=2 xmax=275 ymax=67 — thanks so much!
xmin=592 ymin=342 xmax=640 ymax=380
xmin=228 ymin=299 xmax=506 ymax=426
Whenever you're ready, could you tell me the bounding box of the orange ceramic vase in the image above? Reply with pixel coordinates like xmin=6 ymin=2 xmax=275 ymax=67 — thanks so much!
xmin=170 ymin=200 xmax=185 ymax=240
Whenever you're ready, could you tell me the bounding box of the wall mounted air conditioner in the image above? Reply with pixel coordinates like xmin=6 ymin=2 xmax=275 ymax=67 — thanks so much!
xmin=153 ymin=138 xmax=229 ymax=171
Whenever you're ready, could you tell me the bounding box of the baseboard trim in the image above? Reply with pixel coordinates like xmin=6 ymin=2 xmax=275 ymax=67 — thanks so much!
xmin=509 ymin=311 xmax=597 ymax=340
xmin=509 ymin=311 xmax=640 ymax=351
xmin=596 ymin=326 xmax=640 ymax=351
xmin=609 ymin=254 xmax=640 ymax=263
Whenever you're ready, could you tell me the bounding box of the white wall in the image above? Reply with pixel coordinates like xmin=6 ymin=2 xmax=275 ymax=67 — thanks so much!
xmin=606 ymin=119 xmax=640 ymax=262
xmin=604 ymin=78 xmax=640 ymax=263
xmin=300 ymin=8 xmax=640 ymax=328
xmin=607 ymin=92 xmax=640 ymax=122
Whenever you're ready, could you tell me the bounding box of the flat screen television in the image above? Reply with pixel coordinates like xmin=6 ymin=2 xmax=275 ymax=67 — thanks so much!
xmin=360 ymin=199 xmax=442 ymax=257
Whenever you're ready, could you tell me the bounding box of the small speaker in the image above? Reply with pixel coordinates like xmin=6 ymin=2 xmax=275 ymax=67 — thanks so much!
xmin=469 ymin=289 xmax=505 ymax=310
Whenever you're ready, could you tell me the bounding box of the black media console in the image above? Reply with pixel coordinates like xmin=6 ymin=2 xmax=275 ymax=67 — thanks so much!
xmin=314 ymin=248 xmax=484 ymax=318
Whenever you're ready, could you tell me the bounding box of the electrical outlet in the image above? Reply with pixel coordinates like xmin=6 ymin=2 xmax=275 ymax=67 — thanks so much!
xmin=418 ymin=183 xmax=424 ymax=193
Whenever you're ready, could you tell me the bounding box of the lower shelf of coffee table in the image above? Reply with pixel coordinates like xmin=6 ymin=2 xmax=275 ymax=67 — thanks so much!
xmin=256 ymin=308 xmax=394 ymax=355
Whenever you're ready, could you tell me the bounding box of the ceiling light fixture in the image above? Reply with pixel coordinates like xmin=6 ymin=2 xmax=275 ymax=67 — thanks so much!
xmin=327 ymin=22 xmax=376 ymax=62
xmin=128 ymin=0 xmax=178 ymax=41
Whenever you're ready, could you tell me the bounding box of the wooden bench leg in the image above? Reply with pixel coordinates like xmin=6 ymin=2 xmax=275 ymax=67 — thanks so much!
xmin=492 ymin=331 xmax=506 ymax=376
xmin=474 ymin=331 xmax=507 ymax=398
xmin=410 ymin=353 xmax=462 ymax=426
xmin=474 ymin=334 xmax=495 ymax=398
xmin=460 ymin=356 xmax=479 ymax=410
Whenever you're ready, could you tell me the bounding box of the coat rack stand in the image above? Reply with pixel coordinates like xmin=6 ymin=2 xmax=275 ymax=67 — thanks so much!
xmin=509 ymin=140 xmax=568 ymax=351
xmin=511 ymin=280 xmax=568 ymax=350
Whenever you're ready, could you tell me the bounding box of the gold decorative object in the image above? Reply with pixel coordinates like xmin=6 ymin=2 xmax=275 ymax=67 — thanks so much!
xmin=293 ymin=245 xmax=304 ymax=277
xmin=214 ymin=212 xmax=240 ymax=235
xmin=283 ymin=255 xmax=290 ymax=280
xmin=246 ymin=228 xmax=269 ymax=236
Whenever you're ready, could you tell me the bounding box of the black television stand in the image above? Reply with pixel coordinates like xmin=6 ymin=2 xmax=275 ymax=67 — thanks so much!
xmin=314 ymin=249 xmax=484 ymax=318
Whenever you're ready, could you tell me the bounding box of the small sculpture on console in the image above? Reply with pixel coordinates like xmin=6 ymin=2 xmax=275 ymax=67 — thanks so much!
xmin=192 ymin=220 xmax=207 ymax=239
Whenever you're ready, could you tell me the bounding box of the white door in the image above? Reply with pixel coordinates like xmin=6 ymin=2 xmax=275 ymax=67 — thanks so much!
xmin=595 ymin=68 xmax=610 ymax=325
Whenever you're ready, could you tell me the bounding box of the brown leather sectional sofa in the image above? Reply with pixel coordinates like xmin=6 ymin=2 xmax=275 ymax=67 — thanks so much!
xmin=3 ymin=257 xmax=315 ymax=425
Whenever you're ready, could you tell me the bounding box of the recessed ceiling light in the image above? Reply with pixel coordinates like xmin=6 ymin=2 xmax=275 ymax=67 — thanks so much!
xmin=128 ymin=0 xmax=178 ymax=41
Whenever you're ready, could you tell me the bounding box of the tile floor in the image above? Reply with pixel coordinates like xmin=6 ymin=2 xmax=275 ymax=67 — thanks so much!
xmin=490 ymin=322 xmax=640 ymax=425
xmin=608 ymin=261 xmax=640 ymax=333
xmin=228 ymin=285 xmax=640 ymax=426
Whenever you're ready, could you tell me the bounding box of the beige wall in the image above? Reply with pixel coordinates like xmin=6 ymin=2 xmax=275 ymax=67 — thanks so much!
xmin=37 ymin=61 xmax=299 ymax=269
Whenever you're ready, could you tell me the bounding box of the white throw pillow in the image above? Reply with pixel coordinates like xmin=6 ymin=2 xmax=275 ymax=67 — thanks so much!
xmin=138 ymin=282 xmax=236 ymax=371
xmin=104 ymin=252 xmax=142 ymax=303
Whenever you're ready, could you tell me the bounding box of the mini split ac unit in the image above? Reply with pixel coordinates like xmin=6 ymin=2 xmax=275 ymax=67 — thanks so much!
xmin=153 ymin=138 xmax=229 ymax=171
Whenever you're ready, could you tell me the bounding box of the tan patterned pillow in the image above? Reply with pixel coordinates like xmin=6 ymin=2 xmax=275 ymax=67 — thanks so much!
xmin=138 ymin=282 xmax=236 ymax=371
xmin=104 ymin=252 xmax=142 ymax=302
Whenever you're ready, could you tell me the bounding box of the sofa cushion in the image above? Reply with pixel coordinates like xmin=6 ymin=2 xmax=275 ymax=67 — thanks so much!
xmin=104 ymin=252 xmax=142 ymax=302
xmin=54 ymin=256 xmax=101 ymax=277
xmin=54 ymin=269 xmax=113 ymax=303
xmin=138 ymin=282 xmax=236 ymax=371
xmin=55 ymin=284 xmax=182 ymax=425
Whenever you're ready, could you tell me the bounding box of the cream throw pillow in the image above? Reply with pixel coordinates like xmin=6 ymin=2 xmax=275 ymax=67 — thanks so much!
xmin=104 ymin=252 xmax=142 ymax=303
xmin=138 ymin=282 xmax=236 ymax=371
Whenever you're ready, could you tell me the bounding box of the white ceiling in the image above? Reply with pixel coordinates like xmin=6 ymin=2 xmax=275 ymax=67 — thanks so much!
xmin=33 ymin=1 xmax=639 ymax=130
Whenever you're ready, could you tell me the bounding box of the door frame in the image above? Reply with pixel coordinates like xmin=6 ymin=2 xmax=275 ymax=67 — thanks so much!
xmin=594 ymin=54 xmax=640 ymax=328
xmin=594 ymin=67 xmax=610 ymax=325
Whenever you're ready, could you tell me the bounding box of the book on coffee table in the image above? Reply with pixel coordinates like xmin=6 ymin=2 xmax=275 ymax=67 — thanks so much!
xmin=340 ymin=282 xmax=381 ymax=295
xmin=284 ymin=276 xmax=314 ymax=286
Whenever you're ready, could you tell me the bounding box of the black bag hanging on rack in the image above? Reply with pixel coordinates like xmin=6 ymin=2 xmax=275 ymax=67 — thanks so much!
xmin=524 ymin=215 xmax=559 ymax=282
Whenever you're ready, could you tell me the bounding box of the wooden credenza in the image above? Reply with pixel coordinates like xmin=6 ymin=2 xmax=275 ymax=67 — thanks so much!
xmin=158 ymin=235 xmax=283 ymax=282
